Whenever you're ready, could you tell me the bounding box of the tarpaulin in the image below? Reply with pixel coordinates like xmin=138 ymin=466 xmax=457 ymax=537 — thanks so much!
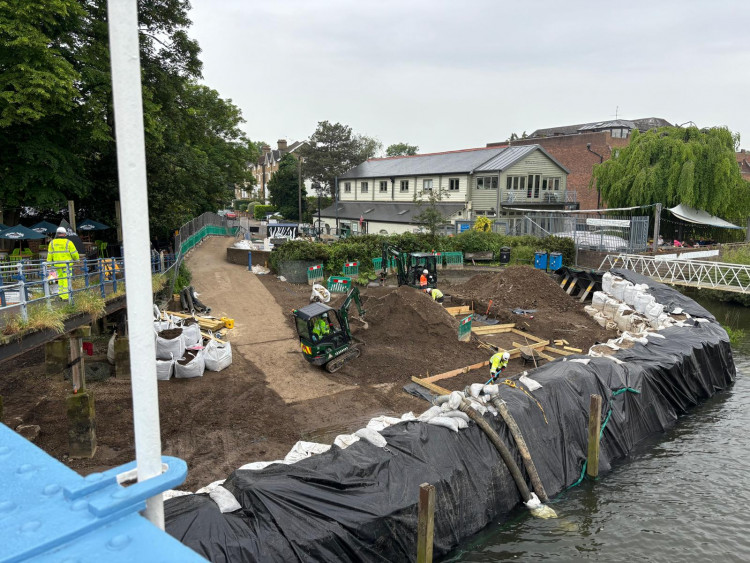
xmin=668 ymin=204 xmax=741 ymax=229
xmin=165 ymin=272 xmax=735 ymax=562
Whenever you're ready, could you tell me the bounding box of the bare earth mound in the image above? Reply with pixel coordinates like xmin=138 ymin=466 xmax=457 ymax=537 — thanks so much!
xmin=449 ymin=266 xmax=616 ymax=350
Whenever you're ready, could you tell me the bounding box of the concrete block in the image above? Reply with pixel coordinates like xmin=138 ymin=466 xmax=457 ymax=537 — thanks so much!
xmin=114 ymin=336 xmax=130 ymax=379
xmin=66 ymin=391 xmax=97 ymax=458
xmin=45 ymin=339 xmax=69 ymax=376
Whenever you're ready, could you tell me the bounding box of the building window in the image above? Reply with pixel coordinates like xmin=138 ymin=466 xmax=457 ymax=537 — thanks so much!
xmin=476 ymin=176 xmax=498 ymax=190
xmin=422 ymin=179 xmax=433 ymax=191
xmin=475 ymin=209 xmax=497 ymax=217
xmin=400 ymin=180 xmax=409 ymax=192
xmin=505 ymin=176 xmax=526 ymax=190
xmin=379 ymin=180 xmax=388 ymax=193
xmin=527 ymin=174 xmax=540 ymax=198
xmin=542 ymin=177 xmax=560 ymax=191
xmin=449 ymin=178 xmax=460 ymax=191
xmin=361 ymin=181 xmax=368 ymax=193
xmin=344 ymin=182 xmax=351 ymax=193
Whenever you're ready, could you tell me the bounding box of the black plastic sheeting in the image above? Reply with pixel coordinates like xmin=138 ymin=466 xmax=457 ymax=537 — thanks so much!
xmin=165 ymin=272 xmax=736 ymax=562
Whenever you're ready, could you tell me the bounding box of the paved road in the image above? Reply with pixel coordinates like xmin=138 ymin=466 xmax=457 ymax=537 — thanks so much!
xmin=185 ymin=236 xmax=355 ymax=403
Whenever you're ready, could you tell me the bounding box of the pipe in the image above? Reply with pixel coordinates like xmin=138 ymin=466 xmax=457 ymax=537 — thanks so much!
xmin=108 ymin=0 xmax=165 ymax=528
xmin=490 ymin=397 xmax=549 ymax=502
xmin=457 ymin=399 xmax=532 ymax=503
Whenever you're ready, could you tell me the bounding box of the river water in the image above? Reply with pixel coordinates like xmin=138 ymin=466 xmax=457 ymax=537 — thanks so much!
xmin=446 ymin=294 xmax=750 ymax=562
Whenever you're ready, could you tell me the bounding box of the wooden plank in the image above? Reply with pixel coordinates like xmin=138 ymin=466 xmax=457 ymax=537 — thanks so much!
xmin=545 ymin=346 xmax=573 ymax=356
xmin=563 ymin=346 xmax=583 ymax=353
xmin=417 ymin=483 xmax=436 ymax=563
xmin=471 ymin=323 xmax=516 ymax=334
xmin=471 ymin=327 xmax=512 ymax=335
xmin=511 ymin=341 xmax=550 ymax=351
xmin=411 ymin=376 xmax=451 ymax=396
xmin=422 ymin=360 xmax=489 ymax=383
xmin=165 ymin=311 xmax=225 ymax=331
xmin=200 ymin=331 xmax=228 ymax=343
xmin=536 ymin=349 xmax=555 ymax=361
xmin=445 ymin=305 xmax=471 ymax=315
xmin=510 ymin=328 xmax=545 ymax=343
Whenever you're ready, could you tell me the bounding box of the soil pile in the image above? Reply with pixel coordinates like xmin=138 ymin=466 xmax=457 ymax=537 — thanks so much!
xmin=338 ymin=285 xmax=488 ymax=383
xmin=450 ymin=266 xmax=616 ymax=348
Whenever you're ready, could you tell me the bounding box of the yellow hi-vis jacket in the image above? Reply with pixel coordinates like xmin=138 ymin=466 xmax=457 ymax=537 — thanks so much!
xmin=47 ymin=237 xmax=80 ymax=265
xmin=490 ymin=352 xmax=508 ymax=373
xmin=430 ymin=288 xmax=444 ymax=301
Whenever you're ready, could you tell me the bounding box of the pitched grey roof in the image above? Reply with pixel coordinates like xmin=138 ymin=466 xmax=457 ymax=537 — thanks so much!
xmin=339 ymin=147 xmax=508 ymax=179
xmin=529 ymin=117 xmax=672 ymax=138
xmin=472 ymin=145 xmax=569 ymax=173
xmin=319 ymin=202 xmax=464 ymax=224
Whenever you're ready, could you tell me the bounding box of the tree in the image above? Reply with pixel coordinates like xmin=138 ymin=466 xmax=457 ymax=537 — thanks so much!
xmin=413 ymin=186 xmax=450 ymax=238
xmin=386 ymin=142 xmax=419 ymax=157
xmin=268 ymin=154 xmax=306 ymax=220
xmin=473 ymin=216 xmax=492 ymax=232
xmin=299 ymin=121 xmax=380 ymax=195
xmin=593 ymin=126 xmax=750 ymax=222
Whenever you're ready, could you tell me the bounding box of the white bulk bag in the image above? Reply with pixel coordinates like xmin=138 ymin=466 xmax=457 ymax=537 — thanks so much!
xmin=310 ymin=283 xmax=331 ymax=303
xmin=611 ymin=280 xmax=632 ymax=302
xmin=614 ymin=304 xmax=635 ymax=332
xmin=622 ymin=284 xmax=638 ymax=306
xmin=156 ymin=354 xmax=174 ymax=381
xmin=175 ymin=348 xmax=205 ymax=379
xmin=584 ymin=305 xmax=598 ymax=317
xmin=602 ymin=297 xmax=620 ymax=318
xmin=601 ymin=272 xmax=614 ymax=294
xmin=634 ymin=292 xmax=655 ymax=314
xmin=181 ymin=321 xmax=202 ymax=348
xmin=107 ymin=332 xmax=116 ymax=365
xmin=594 ymin=312 xmax=608 ymax=327
xmin=157 ymin=328 xmax=185 ymax=361
xmin=205 ymin=338 xmax=232 ymax=371
xmin=591 ymin=291 xmax=608 ymax=311
xmin=645 ymin=301 xmax=665 ymax=322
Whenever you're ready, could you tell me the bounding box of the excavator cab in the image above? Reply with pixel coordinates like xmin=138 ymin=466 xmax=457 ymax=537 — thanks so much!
xmin=408 ymin=253 xmax=438 ymax=287
xmin=292 ymin=287 xmax=366 ymax=372
xmin=381 ymin=243 xmax=438 ymax=288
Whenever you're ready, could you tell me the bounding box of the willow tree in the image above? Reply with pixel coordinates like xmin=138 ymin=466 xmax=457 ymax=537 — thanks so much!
xmin=593 ymin=126 xmax=750 ymax=222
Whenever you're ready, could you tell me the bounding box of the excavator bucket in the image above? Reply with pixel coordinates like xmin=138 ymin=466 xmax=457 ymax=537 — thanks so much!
xmin=353 ymin=316 xmax=369 ymax=330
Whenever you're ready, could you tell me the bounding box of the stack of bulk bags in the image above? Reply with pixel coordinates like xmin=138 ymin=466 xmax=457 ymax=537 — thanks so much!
xmin=634 ymin=292 xmax=655 ymax=314
xmin=156 ymin=327 xmax=185 ymax=381
xmin=611 ymin=279 xmax=632 ymax=302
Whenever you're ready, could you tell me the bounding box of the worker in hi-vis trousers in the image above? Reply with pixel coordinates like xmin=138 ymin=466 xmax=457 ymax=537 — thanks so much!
xmin=47 ymin=226 xmax=80 ymax=300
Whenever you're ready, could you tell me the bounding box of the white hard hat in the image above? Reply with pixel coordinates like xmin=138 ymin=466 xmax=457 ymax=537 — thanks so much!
xmin=423 ymin=269 xmax=428 ymax=274
xmin=56 ymin=226 xmax=67 ymax=235
xmin=502 ymin=352 xmax=510 ymax=361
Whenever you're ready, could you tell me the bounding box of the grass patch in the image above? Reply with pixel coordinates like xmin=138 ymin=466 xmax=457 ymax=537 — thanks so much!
xmin=72 ymin=290 xmax=106 ymax=320
xmin=152 ymin=274 xmax=167 ymax=293
xmin=2 ymin=303 xmax=67 ymax=335
xmin=724 ymin=325 xmax=746 ymax=345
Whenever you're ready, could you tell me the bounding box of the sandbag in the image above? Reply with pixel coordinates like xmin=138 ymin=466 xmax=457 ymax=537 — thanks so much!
xmin=310 ymin=283 xmax=331 ymax=303
xmin=427 ymin=416 xmax=460 ymax=432
xmin=156 ymin=355 xmax=174 ymax=381
xmin=634 ymin=292 xmax=655 ymax=314
xmin=181 ymin=320 xmax=202 ymax=348
xmin=107 ymin=332 xmax=116 ymax=365
xmin=611 ymin=279 xmax=632 ymax=301
xmin=591 ymin=291 xmax=608 ymax=311
xmin=601 ymin=272 xmax=614 ymax=294
xmin=594 ymin=312 xmax=608 ymax=328
xmin=584 ymin=305 xmax=598 ymax=317
xmin=204 ymin=338 xmax=232 ymax=372
xmin=157 ymin=328 xmax=185 ymax=361
xmin=174 ymin=348 xmax=204 ymax=379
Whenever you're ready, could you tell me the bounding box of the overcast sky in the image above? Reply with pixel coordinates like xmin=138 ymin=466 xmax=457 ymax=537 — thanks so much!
xmin=188 ymin=0 xmax=749 ymax=154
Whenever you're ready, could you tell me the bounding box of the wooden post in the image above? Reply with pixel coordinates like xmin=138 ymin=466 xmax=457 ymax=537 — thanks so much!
xmin=587 ymin=394 xmax=602 ymax=478
xmin=746 ymin=216 xmax=750 ymax=243
xmin=115 ymin=200 xmax=123 ymax=243
xmin=417 ymin=483 xmax=435 ymax=563
xmin=67 ymin=200 xmax=76 ymax=231
xmin=652 ymin=202 xmax=662 ymax=252
xmin=69 ymin=335 xmax=84 ymax=392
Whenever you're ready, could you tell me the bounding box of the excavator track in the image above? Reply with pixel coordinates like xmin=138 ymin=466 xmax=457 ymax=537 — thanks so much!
xmin=325 ymin=346 xmax=361 ymax=373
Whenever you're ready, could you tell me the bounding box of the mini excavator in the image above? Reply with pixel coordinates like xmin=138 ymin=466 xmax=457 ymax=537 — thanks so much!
xmin=293 ymin=286 xmax=368 ymax=373
xmin=380 ymin=243 xmax=438 ymax=288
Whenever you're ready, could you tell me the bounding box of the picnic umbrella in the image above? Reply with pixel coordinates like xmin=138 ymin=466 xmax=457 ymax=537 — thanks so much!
xmin=0 ymin=224 xmax=46 ymax=256
xmin=78 ymin=219 xmax=110 ymax=231
xmin=31 ymin=220 xmax=59 ymax=235
xmin=0 ymin=222 xmax=7 ymax=230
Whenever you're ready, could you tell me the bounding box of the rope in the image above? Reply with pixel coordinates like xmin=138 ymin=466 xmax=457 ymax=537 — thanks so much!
xmin=567 ymin=386 xmax=641 ymax=489
xmin=498 ymin=378 xmax=548 ymax=424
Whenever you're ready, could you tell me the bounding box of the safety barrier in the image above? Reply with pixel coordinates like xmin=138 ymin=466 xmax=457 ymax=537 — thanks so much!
xmin=444 ymin=252 xmax=464 ymax=269
xmin=458 ymin=314 xmax=472 ymax=341
xmin=372 ymin=257 xmax=382 ymax=271
xmin=342 ymin=261 xmax=359 ymax=278
xmin=327 ymin=275 xmax=352 ymax=293
xmin=307 ymin=264 xmax=324 ymax=285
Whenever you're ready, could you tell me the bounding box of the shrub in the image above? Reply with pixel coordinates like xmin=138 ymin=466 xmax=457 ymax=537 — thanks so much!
xmin=253 ymin=204 xmax=276 ymax=221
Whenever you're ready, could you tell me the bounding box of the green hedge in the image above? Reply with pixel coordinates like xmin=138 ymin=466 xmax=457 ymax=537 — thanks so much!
xmin=268 ymin=231 xmax=576 ymax=275
xmin=253 ymin=204 xmax=276 ymax=220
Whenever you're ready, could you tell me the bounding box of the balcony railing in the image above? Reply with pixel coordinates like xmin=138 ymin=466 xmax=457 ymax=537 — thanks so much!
xmin=501 ymin=190 xmax=576 ymax=204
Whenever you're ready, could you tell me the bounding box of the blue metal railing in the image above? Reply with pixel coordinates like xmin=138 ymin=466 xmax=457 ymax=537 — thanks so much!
xmin=0 ymin=252 xmax=177 ymax=324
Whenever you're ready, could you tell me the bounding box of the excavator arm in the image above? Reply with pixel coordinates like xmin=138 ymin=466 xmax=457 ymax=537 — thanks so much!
xmin=339 ymin=286 xmax=367 ymax=334
xmin=381 ymin=243 xmax=409 ymax=286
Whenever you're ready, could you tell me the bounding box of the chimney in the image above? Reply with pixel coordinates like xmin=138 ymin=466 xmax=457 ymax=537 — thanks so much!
xmin=261 ymin=144 xmax=271 ymax=156
xmin=277 ymin=139 xmax=288 ymax=151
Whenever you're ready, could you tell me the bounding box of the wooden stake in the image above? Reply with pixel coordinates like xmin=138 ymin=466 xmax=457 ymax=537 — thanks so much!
xmin=564 ymin=346 xmax=583 ymax=353
xmin=417 ymin=483 xmax=436 ymax=563
xmin=69 ymin=334 xmax=84 ymax=392
xmin=587 ymin=394 xmax=602 ymax=478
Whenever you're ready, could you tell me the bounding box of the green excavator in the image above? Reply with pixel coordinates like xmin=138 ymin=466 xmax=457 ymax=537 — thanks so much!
xmin=380 ymin=243 xmax=439 ymax=288
xmin=292 ymin=286 xmax=367 ymax=373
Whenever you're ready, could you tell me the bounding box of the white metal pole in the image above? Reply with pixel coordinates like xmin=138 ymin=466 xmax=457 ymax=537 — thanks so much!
xmin=107 ymin=0 xmax=164 ymax=528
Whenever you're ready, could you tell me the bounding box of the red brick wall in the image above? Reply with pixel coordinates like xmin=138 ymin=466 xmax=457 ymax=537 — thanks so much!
xmin=736 ymin=150 xmax=750 ymax=180
xmin=504 ymin=132 xmax=630 ymax=211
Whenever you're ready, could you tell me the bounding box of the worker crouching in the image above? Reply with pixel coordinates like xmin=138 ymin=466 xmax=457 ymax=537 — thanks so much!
xmin=423 ymin=287 xmax=444 ymax=304
xmin=489 ymin=351 xmax=510 ymax=382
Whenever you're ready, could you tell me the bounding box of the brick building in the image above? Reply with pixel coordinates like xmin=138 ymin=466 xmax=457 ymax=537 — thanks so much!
xmin=244 ymin=139 xmax=307 ymax=203
xmin=737 ymin=149 xmax=750 ymax=180
xmin=489 ymin=118 xmax=672 ymax=210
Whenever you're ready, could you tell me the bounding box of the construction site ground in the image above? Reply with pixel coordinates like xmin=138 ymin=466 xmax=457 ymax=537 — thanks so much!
xmin=0 ymin=237 xmax=615 ymax=490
